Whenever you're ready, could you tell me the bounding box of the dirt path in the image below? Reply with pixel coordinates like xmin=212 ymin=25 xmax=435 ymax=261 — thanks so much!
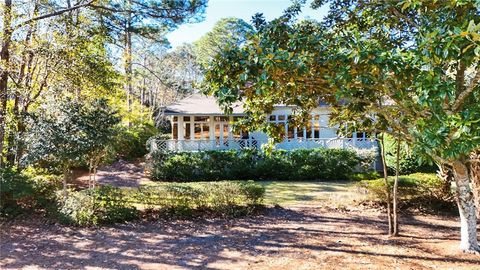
xmin=1 ymin=207 xmax=479 ymax=270
xmin=74 ymin=160 xmax=151 ymax=188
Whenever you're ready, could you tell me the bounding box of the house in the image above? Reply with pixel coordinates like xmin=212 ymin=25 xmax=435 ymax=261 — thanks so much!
xmin=151 ymin=93 xmax=378 ymax=153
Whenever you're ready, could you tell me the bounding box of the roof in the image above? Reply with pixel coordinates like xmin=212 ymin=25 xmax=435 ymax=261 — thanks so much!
xmin=164 ymin=93 xmax=245 ymax=115
xmin=164 ymin=93 xmax=331 ymax=116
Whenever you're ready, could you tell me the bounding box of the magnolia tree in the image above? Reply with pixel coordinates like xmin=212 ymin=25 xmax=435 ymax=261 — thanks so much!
xmin=23 ymin=97 xmax=119 ymax=195
xmin=203 ymin=1 xmax=480 ymax=252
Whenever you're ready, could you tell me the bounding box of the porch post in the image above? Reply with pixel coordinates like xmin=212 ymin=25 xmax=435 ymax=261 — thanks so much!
xmin=228 ymin=116 xmax=234 ymax=140
xmin=178 ymin=116 xmax=184 ymax=140
xmin=190 ymin=115 xmax=195 ymax=140
xmin=352 ymin=130 xmax=357 ymax=147
xmin=209 ymin=116 xmax=214 ymax=141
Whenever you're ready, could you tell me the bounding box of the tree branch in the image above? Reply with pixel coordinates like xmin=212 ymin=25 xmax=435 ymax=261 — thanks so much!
xmin=15 ymin=0 xmax=95 ymax=29
xmin=452 ymin=68 xmax=480 ymax=113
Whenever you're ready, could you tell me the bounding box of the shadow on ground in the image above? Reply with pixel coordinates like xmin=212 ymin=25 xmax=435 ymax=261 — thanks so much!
xmin=1 ymin=207 xmax=478 ymax=270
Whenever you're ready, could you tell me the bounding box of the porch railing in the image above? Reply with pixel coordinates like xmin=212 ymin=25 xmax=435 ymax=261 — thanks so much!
xmin=149 ymin=138 xmax=377 ymax=153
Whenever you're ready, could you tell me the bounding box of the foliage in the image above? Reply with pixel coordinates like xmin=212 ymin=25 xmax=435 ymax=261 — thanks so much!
xmin=384 ymin=135 xmax=436 ymax=175
xmin=201 ymin=0 xmax=480 ymax=248
xmin=0 ymin=167 xmax=60 ymax=218
xmin=357 ymin=173 xmax=455 ymax=213
xmin=149 ymin=148 xmax=364 ymax=181
xmin=194 ymin=17 xmax=255 ymax=68
xmin=132 ymin=181 xmax=265 ymax=217
xmin=0 ymin=0 xmax=207 ymax=167
xmin=111 ymin=123 xmax=158 ymax=160
xmin=56 ymin=185 xmax=138 ymax=226
xmin=23 ymin=97 xmax=120 ymax=171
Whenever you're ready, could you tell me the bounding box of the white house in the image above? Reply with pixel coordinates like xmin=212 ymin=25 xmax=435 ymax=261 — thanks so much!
xmin=152 ymin=93 xmax=377 ymax=152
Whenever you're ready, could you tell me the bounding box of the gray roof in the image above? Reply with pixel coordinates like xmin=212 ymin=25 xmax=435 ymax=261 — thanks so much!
xmin=164 ymin=93 xmax=245 ymax=115
xmin=164 ymin=93 xmax=331 ymax=116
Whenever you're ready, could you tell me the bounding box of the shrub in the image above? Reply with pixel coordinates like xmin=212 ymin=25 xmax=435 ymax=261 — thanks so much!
xmin=0 ymin=168 xmax=60 ymax=218
xmin=149 ymin=148 xmax=363 ymax=181
xmin=357 ymin=173 xmax=455 ymax=212
xmin=56 ymin=185 xmax=138 ymax=226
xmin=111 ymin=123 xmax=158 ymax=160
xmin=384 ymin=135 xmax=436 ymax=174
xmin=132 ymin=181 xmax=265 ymax=217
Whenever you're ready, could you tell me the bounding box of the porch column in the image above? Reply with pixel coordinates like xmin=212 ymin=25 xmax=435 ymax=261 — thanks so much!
xmin=190 ymin=116 xmax=195 ymax=140
xmin=352 ymin=130 xmax=357 ymax=147
xmin=209 ymin=116 xmax=215 ymax=141
xmin=228 ymin=116 xmax=234 ymax=140
xmin=178 ymin=116 xmax=184 ymax=140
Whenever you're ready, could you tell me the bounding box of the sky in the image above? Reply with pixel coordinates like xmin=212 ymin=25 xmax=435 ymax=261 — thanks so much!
xmin=166 ymin=0 xmax=329 ymax=48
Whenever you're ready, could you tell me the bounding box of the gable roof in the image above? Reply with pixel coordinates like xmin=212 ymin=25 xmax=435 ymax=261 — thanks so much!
xmin=164 ymin=93 xmax=245 ymax=115
xmin=164 ymin=93 xmax=332 ymax=116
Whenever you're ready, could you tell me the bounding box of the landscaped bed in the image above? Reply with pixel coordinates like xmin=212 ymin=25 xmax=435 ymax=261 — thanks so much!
xmin=2 ymin=161 xmax=475 ymax=269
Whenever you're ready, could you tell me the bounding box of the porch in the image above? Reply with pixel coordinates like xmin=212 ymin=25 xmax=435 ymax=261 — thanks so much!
xmin=149 ymin=137 xmax=378 ymax=152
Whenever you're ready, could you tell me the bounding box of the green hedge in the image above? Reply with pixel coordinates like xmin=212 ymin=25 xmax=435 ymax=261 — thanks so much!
xmin=57 ymin=181 xmax=265 ymax=225
xmin=149 ymin=148 xmax=367 ymax=181
xmin=56 ymin=185 xmax=138 ymax=226
xmin=357 ymin=173 xmax=455 ymax=212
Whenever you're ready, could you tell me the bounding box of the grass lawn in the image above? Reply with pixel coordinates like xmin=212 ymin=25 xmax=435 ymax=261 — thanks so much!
xmin=260 ymin=181 xmax=366 ymax=207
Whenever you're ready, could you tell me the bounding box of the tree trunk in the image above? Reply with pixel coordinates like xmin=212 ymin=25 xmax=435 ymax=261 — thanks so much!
xmin=392 ymin=139 xmax=400 ymax=236
xmin=437 ymin=163 xmax=454 ymax=200
xmin=469 ymin=149 xmax=480 ymax=218
xmin=380 ymin=134 xmax=393 ymax=235
xmin=451 ymin=160 xmax=480 ymax=253
xmin=5 ymin=90 xmax=19 ymax=165
xmin=0 ymin=0 xmax=13 ymax=167
xmin=124 ymin=0 xmax=133 ymax=124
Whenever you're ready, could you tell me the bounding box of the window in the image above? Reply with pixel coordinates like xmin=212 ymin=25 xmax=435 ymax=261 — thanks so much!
xmin=306 ymin=120 xmax=313 ymax=139
xmin=173 ymin=116 xmax=178 ymax=122
xmin=202 ymin=124 xmax=210 ymax=139
xmin=193 ymin=122 xmax=211 ymax=140
xmin=214 ymin=116 xmax=229 ymax=122
xmin=185 ymin=123 xmax=191 ymax=139
xmin=223 ymin=125 xmax=229 ymax=139
xmin=356 ymin=132 xmax=367 ymax=140
xmin=278 ymin=115 xmax=286 ymax=121
xmin=313 ymin=115 xmax=320 ymax=138
xmin=173 ymin=123 xmax=178 ymax=139
xmin=297 ymin=127 xmax=305 ymax=139
xmin=194 ymin=116 xmax=209 ymax=122
xmin=269 ymin=115 xmax=276 ymax=122
xmin=194 ymin=123 xmax=202 ymax=139
xmin=183 ymin=116 xmax=191 ymax=122
xmin=287 ymin=124 xmax=295 ymax=139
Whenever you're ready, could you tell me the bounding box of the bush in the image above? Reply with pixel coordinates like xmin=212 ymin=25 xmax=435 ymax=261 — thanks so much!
xmin=133 ymin=181 xmax=265 ymax=217
xmin=0 ymin=168 xmax=60 ymax=218
xmin=384 ymin=135 xmax=436 ymax=174
xmin=149 ymin=148 xmax=363 ymax=181
xmin=111 ymin=123 xmax=158 ymax=160
xmin=57 ymin=185 xmax=138 ymax=226
xmin=357 ymin=173 xmax=455 ymax=212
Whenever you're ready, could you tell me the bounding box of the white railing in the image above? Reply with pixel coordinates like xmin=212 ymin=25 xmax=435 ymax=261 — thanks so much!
xmin=149 ymin=138 xmax=377 ymax=153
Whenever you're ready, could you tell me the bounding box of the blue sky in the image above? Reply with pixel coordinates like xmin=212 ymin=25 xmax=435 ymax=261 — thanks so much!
xmin=167 ymin=0 xmax=329 ymax=48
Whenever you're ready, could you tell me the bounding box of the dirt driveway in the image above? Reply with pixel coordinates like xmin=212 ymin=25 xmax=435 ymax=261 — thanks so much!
xmin=1 ymin=206 xmax=479 ymax=270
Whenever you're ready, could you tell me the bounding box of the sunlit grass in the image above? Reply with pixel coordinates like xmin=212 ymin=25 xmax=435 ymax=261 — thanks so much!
xmin=129 ymin=179 xmax=367 ymax=208
xmin=258 ymin=181 xmax=366 ymax=207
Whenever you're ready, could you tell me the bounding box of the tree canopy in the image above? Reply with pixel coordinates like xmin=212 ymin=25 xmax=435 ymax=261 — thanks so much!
xmin=202 ymin=0 xmax=480 ymax=252
xmin=193 ymin=17 xmax=255 ymax=68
